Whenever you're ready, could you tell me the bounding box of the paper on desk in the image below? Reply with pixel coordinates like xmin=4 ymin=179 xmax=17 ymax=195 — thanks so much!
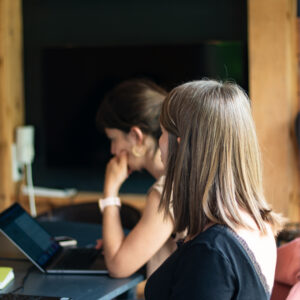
xmin=0 ymin=267 xmax=14 ymax=289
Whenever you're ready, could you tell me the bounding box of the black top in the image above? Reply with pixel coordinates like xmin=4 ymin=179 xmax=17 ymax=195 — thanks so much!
xmin=145 ymin=225 xmax=270 ymax=300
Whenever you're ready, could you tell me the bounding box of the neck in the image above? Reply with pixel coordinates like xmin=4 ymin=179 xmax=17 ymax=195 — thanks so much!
xmin=144 ymin=148 xmax=164 ymax=180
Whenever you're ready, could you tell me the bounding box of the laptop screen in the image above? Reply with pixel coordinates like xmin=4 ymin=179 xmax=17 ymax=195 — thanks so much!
xmin=0 ymin=203 xmax=61 ymax=267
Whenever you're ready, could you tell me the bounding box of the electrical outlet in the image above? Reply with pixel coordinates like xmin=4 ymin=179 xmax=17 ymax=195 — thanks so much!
xmin=16 ymin=126 xmax=35 ymax=164
xmin=12 ymin=144 xmax=24 ymax=182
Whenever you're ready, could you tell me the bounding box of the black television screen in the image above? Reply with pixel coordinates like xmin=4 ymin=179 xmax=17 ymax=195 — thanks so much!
xmin=29 ymin=41 xmax=247 ymax=193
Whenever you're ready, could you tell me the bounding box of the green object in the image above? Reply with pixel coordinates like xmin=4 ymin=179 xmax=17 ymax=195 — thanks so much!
xmin=0 ymin=267 xmax=14 ymax=289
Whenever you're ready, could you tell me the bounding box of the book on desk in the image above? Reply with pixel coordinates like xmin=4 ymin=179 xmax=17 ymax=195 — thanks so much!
xmin=0 ymin=267 xmax=14 ymax=290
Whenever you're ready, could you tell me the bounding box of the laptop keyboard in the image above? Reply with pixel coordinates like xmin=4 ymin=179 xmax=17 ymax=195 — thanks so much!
xmin=54 ymin=248 xmax=100 ymax=269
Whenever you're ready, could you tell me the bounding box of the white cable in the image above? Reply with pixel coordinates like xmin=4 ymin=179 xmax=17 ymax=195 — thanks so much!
xmin=26 ymin=163 xmax=36 ymax=217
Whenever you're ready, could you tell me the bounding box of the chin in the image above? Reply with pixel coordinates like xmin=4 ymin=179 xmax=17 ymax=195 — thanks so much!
xmin=128 ymin=164 xmax=142 ymax=174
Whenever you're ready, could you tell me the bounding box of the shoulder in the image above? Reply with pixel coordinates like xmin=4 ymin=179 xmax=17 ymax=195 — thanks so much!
xmin=180 ymin=226 xmax=234 ymax=266
xmin=142 ymin=176 xmax=173 ymax=224
xmin=144 ymin=176 xmax=166 ymax=215
xmin=146 ymin=230 xmax=236 ymax=299
xmin=184 ymin=225 xmax=244 ymax=268
xmin=148 ymin=176 xmax=165 ymax=196
xmin=191 ymin=225 xmax=230 ymax=248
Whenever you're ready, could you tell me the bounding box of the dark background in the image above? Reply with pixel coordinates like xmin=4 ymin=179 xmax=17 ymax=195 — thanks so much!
xmin=23 ymin=0 xmax=248 ymax=193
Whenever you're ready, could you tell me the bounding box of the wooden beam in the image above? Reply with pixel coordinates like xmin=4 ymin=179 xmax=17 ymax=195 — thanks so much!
xmin=248 ymin=0 xmax=299 ymax=221
xmin=0 ymin=0 xmax=24 ymax=210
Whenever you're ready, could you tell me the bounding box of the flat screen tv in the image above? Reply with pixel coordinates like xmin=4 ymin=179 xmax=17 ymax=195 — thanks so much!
xmin=27 ymin=41 xmax=247 ymax=193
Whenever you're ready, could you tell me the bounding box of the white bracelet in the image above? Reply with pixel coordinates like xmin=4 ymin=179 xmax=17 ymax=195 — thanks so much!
xmin=98 ymin=196 xmax=121 ymax=212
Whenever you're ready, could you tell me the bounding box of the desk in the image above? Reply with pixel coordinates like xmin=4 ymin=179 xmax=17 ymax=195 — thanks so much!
xmin=0 ymin=221 xmax=144 ymax=300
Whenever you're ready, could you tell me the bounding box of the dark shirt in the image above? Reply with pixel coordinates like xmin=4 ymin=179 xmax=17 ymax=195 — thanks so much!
xmin=145 ymin=224 xmax=270 ymax=300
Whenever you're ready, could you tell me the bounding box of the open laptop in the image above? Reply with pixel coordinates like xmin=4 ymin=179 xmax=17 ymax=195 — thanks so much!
xmin=0 ymin=202 xmax=108 ymax=274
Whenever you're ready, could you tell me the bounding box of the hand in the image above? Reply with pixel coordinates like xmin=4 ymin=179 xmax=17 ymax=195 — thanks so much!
xmin=103 ymin=151 xmax=129 ymax=196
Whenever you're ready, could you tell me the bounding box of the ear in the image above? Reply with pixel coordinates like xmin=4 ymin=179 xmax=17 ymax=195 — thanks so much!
xmin=177 ymin=137 xmax=181 ymax=144
xmin=129 ymin=126 xmax=144 ymax=145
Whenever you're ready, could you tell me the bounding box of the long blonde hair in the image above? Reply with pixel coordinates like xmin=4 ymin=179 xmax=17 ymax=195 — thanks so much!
xmin=160 ymin=79 xmax=283 ymax=237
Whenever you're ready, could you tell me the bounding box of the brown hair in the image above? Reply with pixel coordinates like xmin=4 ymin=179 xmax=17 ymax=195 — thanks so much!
xmin=96 ymin=79 xmax=167 ymax=146
xmin=160 ymin=79 xmax=284 ymax=237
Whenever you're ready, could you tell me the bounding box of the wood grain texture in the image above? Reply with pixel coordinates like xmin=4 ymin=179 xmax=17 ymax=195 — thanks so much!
xmin=248 ymin=0 xmax=300 ymax=221
xmin=0 ymin=0 xmax=24 ymax=210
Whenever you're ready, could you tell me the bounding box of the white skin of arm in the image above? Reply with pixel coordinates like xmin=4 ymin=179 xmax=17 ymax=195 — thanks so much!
xmin=102 ymin=152 xmax=174 ymax=278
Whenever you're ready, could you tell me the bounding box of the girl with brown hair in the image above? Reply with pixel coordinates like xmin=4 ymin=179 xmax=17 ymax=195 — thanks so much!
xmin=96 ymin=79 xmax=180 ymax=278
xmin=145 ymin=79 xmax=284 ymax=299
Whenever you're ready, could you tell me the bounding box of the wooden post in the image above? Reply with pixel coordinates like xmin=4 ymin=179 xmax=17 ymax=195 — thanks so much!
xmin=0 ymin=0 xmax=24 ymax=210
xmin=248 ymin=0 xmax=300 ymax=221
